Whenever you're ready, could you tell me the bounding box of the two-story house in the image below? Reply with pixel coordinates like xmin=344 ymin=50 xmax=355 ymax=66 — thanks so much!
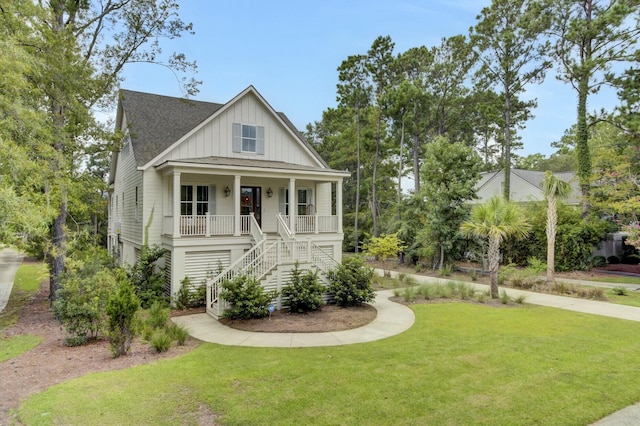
xmin=108 ymin=86 xmax=349 ymax=317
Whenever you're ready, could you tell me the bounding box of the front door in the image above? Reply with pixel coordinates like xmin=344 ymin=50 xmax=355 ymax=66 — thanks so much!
xmin=240 ymin=186 xmax=261 ymax=226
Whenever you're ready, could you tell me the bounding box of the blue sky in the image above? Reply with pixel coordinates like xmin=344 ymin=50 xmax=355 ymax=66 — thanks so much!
xmin=120 ymin=0 xmax=621 ymax=157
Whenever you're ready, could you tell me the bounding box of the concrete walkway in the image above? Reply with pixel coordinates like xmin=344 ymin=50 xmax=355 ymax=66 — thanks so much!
xmin=172 ymin=289 xmax=415 ymax=347
xmin=0 ymin=247 xmax=24 ymax=313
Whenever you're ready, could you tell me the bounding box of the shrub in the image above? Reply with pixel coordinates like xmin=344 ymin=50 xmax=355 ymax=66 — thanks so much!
xmin=167 ymin=323 xmax=189 ymax=346
xmin=282 ymin=263 xmax=325 ymax=313
xmin=469 ymin=269 xmax=478 ymax=281
xmin=173 ymin=277 xmax=207 ymax=309
xmin=146 ymin=301 xmax=169 ymax=329
xmin=53 ymin=266 xmax=119 ymax=343
xmin=106 ymin=279 xmax=140 ymax=358
xmin=591 ymin=256 xmax=607 ymax=268
xmin=63 ymin=336 xmax=88 ymax=347
xmin=362 ymin=233 xmax=406 ymax=276
xmin=417 ymin=283 xmax=435 ymax=300
xmin=328 ymin=256 xmax=375 ymax=307
xmin=500 ymin=290 xmax=510 ymax=304
xmin=128 ymin=244 xmax=168 ymax=308
xmin=220 ymin=274 xmax=276 ymax=319
xmin=402 ymin=287 xmax=417 ymax=302
xmin=514 ymin=294 xmax=527 ymax=304
xmin=438 ymin=264 xmax=453 ymax=277
xmin=608 ymin=256 xmax=620 ymax=265
xmin=612 ymin=286 xmax=628 ymax=296
xmin=150 ymin=329 xmax=172 ymax=353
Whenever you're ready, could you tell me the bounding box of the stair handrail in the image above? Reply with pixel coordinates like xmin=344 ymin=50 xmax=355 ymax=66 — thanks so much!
xmin=249 ymin=212 xmax=265 ymax=244
xmin=276 ymin=213 xmax=293 ymax=241
xmin=310 ymin=242 xmax=339 ymax=275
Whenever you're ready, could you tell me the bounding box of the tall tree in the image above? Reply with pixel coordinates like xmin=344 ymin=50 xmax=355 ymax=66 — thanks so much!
xmin=547 ymin=0 xmax=640 ymax=214
xmin=460 ymin=197 xmax=531 ymax=298
xmin=542 ymin=171 xmax=572 ymax=284
xmin=5 ymin=0 xmax=199 ymax=299
xmin=393 ymin=46 xmax=433 ymax=194
xmin=366 ymin=36 xmax=395 ymax=237
xmin=471 ymin=0 xmax=551 ymax=200
xmin=337 ymin=55 xmax=371 ymax=252
xmin=420 ymin=137 xmax=482 ymax=270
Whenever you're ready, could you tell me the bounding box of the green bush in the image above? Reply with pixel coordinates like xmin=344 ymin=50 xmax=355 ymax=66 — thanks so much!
xmin=128 ymin=244 xmax=168 ymax=308
xmin=612 ymin=286 xmax=628 ymax=296
xmin=146 ymin=301 xmax=169 ymax=329
xmin=53 ymin=264 xmax=119 ymax=343
xmin=167 ymin=323 xmax=189 ymax=346
xmin=173 ymin=277 xmax=207 ymax=309
xmin=220 ymin=274 xmax=276 ymax=319
xmin=591 ymin=256 xmax=607 ymax=268
xmin=608 ymin=256 xmax=620 ymax=264
xmin=282 ymin=263 xmax=325 ymax=313
xmin=106 ymin=279 xmax=140 ymax=358
xmin=327 ymin=256 xmax=375 ymax=307
xmin=150 ymin=329 xmax=172 ymax=353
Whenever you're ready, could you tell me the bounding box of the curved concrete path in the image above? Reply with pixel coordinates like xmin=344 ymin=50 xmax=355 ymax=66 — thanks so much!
xmin=172 ymin=289 xmax=415 ymax=347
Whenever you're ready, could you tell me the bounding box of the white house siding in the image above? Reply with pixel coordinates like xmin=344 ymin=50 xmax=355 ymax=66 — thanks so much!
xmin=142 ymin=170 xmax=164 ymax=246
xmin=184 ymin=251 xmax=231 ymax=286
xmin=315 ymin=183 xmax=332 ymax=216
xmin=155 ymin=92 xmax=321 ymax=168
xmin=113 ymin=123 xmax=144 ymax=265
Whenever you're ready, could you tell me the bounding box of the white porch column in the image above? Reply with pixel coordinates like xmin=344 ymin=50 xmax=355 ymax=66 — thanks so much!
xmin=336 ymin=180 xmax=343 ymax=234
xmin=172 ymin=172 xmax=181 ymax=238
xmin=289 ymin=178 xmax=296 ymax=235
xmin=234 ymin=175 xmax=241 ymax=236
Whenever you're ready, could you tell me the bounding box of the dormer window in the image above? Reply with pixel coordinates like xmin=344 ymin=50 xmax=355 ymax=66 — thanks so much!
xmin=232 ymin=123 xmax=265 ymax=154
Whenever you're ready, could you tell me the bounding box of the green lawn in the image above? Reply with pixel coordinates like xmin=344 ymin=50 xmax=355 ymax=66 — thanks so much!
xmin=18 ymin=303 xmax=640 ymax=425
xmin=0 ymin=262 xmax=47 ymax=359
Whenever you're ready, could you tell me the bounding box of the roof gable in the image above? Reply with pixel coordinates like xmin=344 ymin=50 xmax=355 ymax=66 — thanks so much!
xmin=116 ymin=86 xmax=328 ymax=171
xmin=117 ymin=89 xmax=223 ymax=167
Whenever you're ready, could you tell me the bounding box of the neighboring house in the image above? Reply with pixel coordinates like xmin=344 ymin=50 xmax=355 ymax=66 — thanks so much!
xmin=472 ymin=169 xmax=580 ymax=204
xmin=108 ymin=86 xmax=349 ymax=318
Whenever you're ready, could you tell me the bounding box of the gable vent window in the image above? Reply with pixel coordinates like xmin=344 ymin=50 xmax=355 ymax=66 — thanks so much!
xmin=232 ymin=123 xmax=264 ymax=154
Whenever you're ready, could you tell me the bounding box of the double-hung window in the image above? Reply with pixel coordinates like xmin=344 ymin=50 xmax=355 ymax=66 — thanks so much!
xmin=181 ymin=185 xmax=216 ymax=216
xmin=232 ymin=123 xmax=265 ymax=154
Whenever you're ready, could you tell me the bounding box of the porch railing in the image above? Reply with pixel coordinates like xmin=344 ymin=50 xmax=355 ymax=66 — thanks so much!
xmin=177 ymin=214 xmax=252 ymax=237
xmin=280 ymin=215 xmax=339 ymax=234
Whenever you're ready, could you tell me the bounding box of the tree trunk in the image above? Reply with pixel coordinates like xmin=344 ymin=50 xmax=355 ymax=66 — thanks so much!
xmin=577 ymin=74 xmax=591 ymax=216
xmin=546 ymin=195 xmax=557 ymax=285
xmin=503 ymin=82 xmax=512 ymax=201
xmin=488 ymin=236 xmax=501 ymax=299
xmin=49 ymin=190 xmax=67 ymax=302
xmin=397 ymin=121 xmax=404 ymax=221
xmin=354 ymin=108 xmax=361 ymax=253
xmin=372 ymin=112 xmax=380 ymax=237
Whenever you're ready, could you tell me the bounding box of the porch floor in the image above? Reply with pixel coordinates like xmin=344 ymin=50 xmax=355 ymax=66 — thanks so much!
xmin=171 ymin=290 xmax=415 ymax=347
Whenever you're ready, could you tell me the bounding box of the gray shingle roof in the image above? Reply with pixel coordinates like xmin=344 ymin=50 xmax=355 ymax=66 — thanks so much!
xmin=118 ymin=88 xmax=328 ymax=168
xmin=119 ymin=89 xmax=223 ymax=167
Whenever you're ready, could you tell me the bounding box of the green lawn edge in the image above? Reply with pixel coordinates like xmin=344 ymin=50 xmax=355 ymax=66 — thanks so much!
xmin=18 ymin=303 xmax=640 ymax=425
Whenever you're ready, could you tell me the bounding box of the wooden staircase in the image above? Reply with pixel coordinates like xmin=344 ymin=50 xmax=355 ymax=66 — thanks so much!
xmin=205 ymin=217 xmax=338 ymax=319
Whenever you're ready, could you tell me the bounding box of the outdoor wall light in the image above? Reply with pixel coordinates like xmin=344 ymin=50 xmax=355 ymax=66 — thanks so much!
xmin=224 ymin=186 xmax=231 ymax=197
xmin=267 ymin=187 xmax=273 ymax=198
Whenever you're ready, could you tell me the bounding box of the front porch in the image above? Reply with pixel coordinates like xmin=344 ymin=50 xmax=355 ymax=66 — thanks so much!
xmin=163 ymin=213 xmax=340 ymax=237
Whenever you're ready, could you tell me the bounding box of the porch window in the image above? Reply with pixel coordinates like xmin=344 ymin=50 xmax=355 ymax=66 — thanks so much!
xmin=181 ymin=185 xmax=216 ymax=216
xmin=279 ymin=188 xmax=313 ymax=215
xmin=232 ymin=123 xmax=265 ymax=154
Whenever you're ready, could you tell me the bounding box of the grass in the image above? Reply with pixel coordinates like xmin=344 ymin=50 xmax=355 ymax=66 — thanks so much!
xmin=18 ymin=304 xmax=640 ymax=425
xmin=0 ymin=262 xmax=47 ymax=360
xmin=605 ymin=288 xmax=640 ymax=307
xmin=578 ymin=275 xmax=640 ymax=285
xmin=0 ymin=334 xmax=42 ymax=362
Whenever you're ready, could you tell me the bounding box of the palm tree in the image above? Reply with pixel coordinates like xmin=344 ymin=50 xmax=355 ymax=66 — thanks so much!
xmin=460 ymin=197 xmax=531 ymax=298
xmin=542 ymin=171 xmax=572 ymax=285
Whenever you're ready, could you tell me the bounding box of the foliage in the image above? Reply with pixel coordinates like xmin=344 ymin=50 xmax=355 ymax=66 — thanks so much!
xmin=281 ymin=263 xmax=326 ymax=313
xmin=612 ymin=286 xmax=628 ymax=296
xmin=173 ymin=277 xmax=206 ymax=309
xmin=150 ymin=329 xmax=172 ymax=353
xmin=419 ymin=136 xmax=481 ymax=269
xmin=542 ymin=170 xmax=572 ymax=283
xmin=106 ymin=279 xmax=140 ymax=358
xmin=362 ymin=233 xmax=406 ymax=275
xmin=220 ymin=274 xmax=277 ymax=319
xmin=167 ymin=322 xmax=189 ymax=346
xmin=470 ymin=0 xmax=550 ymax=200
xmin=52 ymin=252 xmax=120 ymax=344
xmin=128 ymin=244 xmax=168 ymax=308
xmin=460 ymin=196 xmax=531 ymax=298
xmin=547 ymin=0 xmax=640 ymax=212
xmin=327 ymin=256 xmax=375 ymax=307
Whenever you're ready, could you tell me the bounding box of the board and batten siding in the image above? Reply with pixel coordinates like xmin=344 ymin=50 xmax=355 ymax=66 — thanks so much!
xmin=155 ymin=92 xmax=320 ymax=168
xmin=142 ymin=169 xmax=164 ymax=246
